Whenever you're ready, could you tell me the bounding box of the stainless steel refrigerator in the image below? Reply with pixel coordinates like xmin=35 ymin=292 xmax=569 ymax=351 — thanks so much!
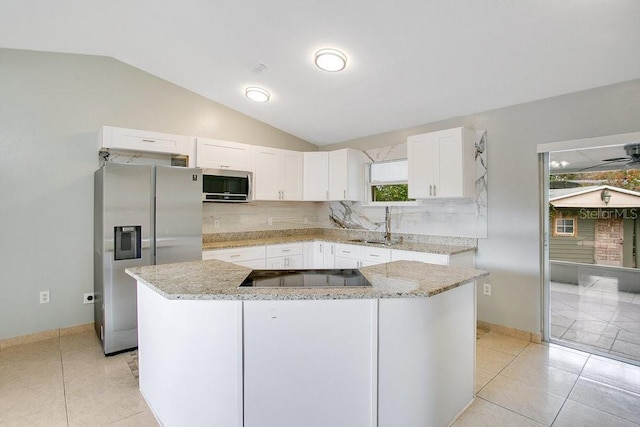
xmin=94 ymin=163 xmax=202 ymax=355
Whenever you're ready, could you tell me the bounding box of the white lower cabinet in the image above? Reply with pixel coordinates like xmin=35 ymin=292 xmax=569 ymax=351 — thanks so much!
xmin=391 ymin=249 xmax=475 ymax=268
xmin=202 ymin=246 xmax=266 ymax=269
xmin=137 ymin=284 xmax=243 ymax=427
xmin=243 ymin=299 xmax=377 ymax=427
xmin=266 ymin=243 xmax=304 ymax=269
xmin=204 ymin=242 xmax=474 ymax=270
xmin=334 ymin=243 xmax=391 ymax=268
xmin=312 ymin=241 xmax=335 ymax=268
xmin=378 ymin=282 xmax=475 ymax=426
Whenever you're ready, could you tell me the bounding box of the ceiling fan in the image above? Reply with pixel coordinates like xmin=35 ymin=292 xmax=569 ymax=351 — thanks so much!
xmin=578 ymin=143 xmax=640 ymax=171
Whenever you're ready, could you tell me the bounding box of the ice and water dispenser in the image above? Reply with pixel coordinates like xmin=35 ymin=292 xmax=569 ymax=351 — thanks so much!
xmin=114 ymin=226 xmax=142 ymax=260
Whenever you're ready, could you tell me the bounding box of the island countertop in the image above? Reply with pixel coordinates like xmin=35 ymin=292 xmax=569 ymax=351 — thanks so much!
xmin=126 ymin=259 xmax=489 ymax=301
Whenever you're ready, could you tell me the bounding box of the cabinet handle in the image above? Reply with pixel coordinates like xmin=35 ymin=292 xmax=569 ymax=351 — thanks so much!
xmin=370 ymin=254 xmax=379 ymax=257
xmin=429 ymin=185 xmax=432 ymax=196
xmin=282 ymin=249 xmax=291 ymax=253
xmin=326 ymin=190 xmax=329 ymax=200
xmin=220 ymin=165 xmax=230 ymax=168
xmin=434 ymin=185 xmax=437 ymax=197
xmin=319 ymin=244 xmax=323 ymax=253
xmin=331 ymin=246 xmax=334 ymax=255
xmin=230 ymin=254 xmax=241 ymax=258
xmin=343 ymin=190 xmax=347 ymax=199
xmin=285 ymin=258 xmax=289 ymax=267
xmin=142 ymin=139 xmax=156 ymax=143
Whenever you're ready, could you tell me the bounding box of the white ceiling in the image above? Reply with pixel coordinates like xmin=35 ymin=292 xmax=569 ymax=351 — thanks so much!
xmin=1 ymin=1 xmax=639 ymax=145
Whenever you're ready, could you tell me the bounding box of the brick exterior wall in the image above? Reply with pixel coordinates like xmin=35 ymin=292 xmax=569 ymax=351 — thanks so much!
xmin=594 ymin=218 xmax=624 ymax=266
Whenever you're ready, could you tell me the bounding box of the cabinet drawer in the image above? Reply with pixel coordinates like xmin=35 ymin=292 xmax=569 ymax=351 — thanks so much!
xmin=360 ymin=247 xmax=391 ymax=263
xmin=203 ymin=246 xmax=266 ymax=263
xmin=334 ymin=244 xmax=361 ymax=260
xmin=266 ymin=243 xmax=304 ymax=258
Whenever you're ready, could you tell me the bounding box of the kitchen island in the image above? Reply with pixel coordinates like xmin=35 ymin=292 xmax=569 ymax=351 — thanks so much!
xmin=127 ymin=259 xmax=488 ymax=427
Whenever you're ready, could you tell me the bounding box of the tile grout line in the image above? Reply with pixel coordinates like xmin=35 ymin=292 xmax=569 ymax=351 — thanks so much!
xmin=548 ymin=353 xmax=592 ymax=426
xmin=58 ymin=336 xmax=70 ymax=427
xmin=474 ymin=335 xmax=530 ymax=395
xmin=474 ymin=396 xmax=546 ymax=426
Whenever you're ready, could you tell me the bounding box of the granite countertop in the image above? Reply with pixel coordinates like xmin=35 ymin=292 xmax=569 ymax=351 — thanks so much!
xmin=202 ymin=233 xmax=476 ymax=256
xmin=126 ymin=259 xmax=489 ymax=301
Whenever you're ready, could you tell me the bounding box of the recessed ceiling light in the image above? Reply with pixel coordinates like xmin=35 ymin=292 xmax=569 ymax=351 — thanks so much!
xmin=314 ymin=48 xmax=347 ymax=72
xmin=245 ymin=86 xmax=271 ymax=103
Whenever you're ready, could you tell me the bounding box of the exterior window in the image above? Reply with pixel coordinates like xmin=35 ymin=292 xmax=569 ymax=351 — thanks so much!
xmin=367 ymin=160 xmax=415 ymax=204
xmin=555 ymin=217 xmax=576 ymax=236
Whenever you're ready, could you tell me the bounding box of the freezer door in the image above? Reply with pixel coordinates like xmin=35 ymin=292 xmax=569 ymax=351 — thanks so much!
xmin=96 ymin=163 xmax=153 ymax=355
xmin=154 ymin=166 xmax=203 ymax=265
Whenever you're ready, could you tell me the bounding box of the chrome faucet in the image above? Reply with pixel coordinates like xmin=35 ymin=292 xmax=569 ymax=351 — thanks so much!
xmin=384 ymin=206 xmax=391 ymax=243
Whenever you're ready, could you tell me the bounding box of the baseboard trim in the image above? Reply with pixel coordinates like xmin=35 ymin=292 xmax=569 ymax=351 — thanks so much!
xmin=477 ymin=320 xmax=542 ymax=344
xmin=0 ymin=322 xmax=95 ymax=350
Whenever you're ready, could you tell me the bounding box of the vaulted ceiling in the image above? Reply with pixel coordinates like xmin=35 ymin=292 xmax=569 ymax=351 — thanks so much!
xmin=1 ymin=0 xmax=639 ymax=145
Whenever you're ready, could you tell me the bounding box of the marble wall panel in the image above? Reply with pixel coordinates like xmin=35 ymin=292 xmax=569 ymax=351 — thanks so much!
xmin=328 ymin=130 xmax=488 ymax=238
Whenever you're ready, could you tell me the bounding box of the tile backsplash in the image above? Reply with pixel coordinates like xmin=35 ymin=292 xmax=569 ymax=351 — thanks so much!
xmin=202 ymin=201 xmax=332 ymax=234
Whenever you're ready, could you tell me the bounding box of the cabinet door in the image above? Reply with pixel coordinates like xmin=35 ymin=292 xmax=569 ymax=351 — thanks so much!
xmin=243 ymin=300 xmax=377 ymax=427
xmin=328 ymin=149 xmax=348 ymax=200
xmin=323 ymin=243 xmax=335 ymax=268
xmin=101 ymin=126 xmax=190 ymax=156
xmin=303 ymin=152 xmax=329 ymax=201
xmin=266 ymin=254 xmax=304 ymax=269
xmin=407 ymin=133 xmax=438 ymax=199
xmin=254 ymin=147 xmax=281 ymax=200
xmin=408 ymin=127 xmax=475 ymax=199
xmin=195 ymin=138 xmax=254 ymax=171
xmin=281 ymin=150 xmax=303 ymax=200
xmin=436 ymin=128 xmax=475 ymax=198
xmin=334 ymin=256 xmax=359 ymax=269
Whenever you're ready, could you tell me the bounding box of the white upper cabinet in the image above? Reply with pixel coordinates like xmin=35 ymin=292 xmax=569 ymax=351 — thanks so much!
xmin=329 ymin=149 xmax=367 ymax=201
xmin=407 ymin=127 xmax=475 ymax=199
xmin=254 ymin=147 xmax=303 ymax=201
xmin=302 ymin=149 xmax=366 ymax=202
xmin=100 ymin=126 xmax=190 ymax=156
xmin=195 ymin=137 xmax=254 ymax=172
xmin=303 ymin=152 xmax=330 ymax=201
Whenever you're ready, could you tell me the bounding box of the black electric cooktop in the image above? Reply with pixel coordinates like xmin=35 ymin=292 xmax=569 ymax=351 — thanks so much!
xmin=239 ymin=269 xmax=372 ymax=288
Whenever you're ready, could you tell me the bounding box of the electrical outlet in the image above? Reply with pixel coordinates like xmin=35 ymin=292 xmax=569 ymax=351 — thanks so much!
xmin=39 ymin=291 xmax=50 ymax=304
xmin=268 ymin=217 xmax=273 ymax=226
xmin=84 ymin=292 xmax=95 ymax=304
xmin=213 ymin=219 xmax=220 ymax=229
xmin=483 ymin=283 xmax=492 ymax=296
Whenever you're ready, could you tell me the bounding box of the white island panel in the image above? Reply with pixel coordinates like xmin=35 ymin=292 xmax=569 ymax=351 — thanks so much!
xmin=137 ymin=283 xmax=243 ymax=427
xmin=378 ymin=281 xmax=476 ymax=427
xmin=243 ymin=299 xmax=378 ymax=427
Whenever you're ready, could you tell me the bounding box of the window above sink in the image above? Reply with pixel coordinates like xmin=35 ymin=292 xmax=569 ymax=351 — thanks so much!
xmin=365 ymin=159 xmax=418 ymax=206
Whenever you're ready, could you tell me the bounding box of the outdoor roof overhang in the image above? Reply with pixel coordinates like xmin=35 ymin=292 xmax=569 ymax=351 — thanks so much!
xmin=550 ymin=185 xmax=640 ymax=208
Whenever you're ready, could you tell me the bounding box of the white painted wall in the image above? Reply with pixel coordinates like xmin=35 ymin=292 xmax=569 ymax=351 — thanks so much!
xmin=0 ymin=48 xmax=315 ymax=340
xmin=323 ymin=79 xmax=640 ymax=335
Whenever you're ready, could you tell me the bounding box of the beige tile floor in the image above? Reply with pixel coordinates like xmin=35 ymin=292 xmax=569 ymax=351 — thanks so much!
xmin=550 ymin=276 xmax=640 ymax=363
xmin=2 ymin=329 xmax=640 ymax=426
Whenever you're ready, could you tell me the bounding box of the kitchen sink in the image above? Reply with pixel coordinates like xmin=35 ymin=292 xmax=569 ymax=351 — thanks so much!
xmin=348 ymin=239 xmax=399 ymax=246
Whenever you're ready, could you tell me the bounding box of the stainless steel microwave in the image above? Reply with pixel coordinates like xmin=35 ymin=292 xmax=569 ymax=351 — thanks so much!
xmin=202 ymin=169 xmax=252 ymax=202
